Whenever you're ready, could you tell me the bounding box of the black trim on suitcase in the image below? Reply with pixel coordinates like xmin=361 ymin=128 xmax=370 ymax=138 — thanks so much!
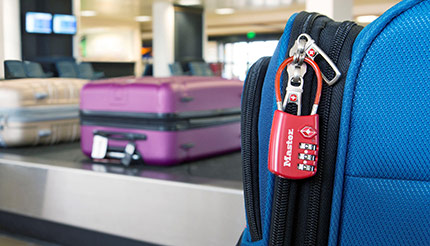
xmin=94 ymin=130 xmax=147 ymax=141
xmin=80 ymin=112 xmax=241 ymax=131
xmin=81 ymin=107 xmax=241 ymax=120
xmin=302 ymin=21 xmax=362 ymax=246
xmin=238 ymin=12 xmax=363 ymax=246
xmin=268 ymin=12 xmax=363 ymax=246
xmin=241 ymin=56 xmax=271 ymax=241
xmin=269 ymin=13 xmax=328 ymax=246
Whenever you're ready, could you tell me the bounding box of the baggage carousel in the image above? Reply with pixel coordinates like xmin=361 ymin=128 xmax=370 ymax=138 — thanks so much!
xmin=0 ymin=143 xmax=244 ymax=246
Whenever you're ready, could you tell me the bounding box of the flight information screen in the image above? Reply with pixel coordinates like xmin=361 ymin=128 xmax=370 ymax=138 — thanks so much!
xmin=53 ymin=14 xmax=77 ymax=35
xmin=25 ymin=12 xmax=52 ymax=34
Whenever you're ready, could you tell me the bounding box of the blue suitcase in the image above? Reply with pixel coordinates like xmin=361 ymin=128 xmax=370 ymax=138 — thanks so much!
xmin=239 ymin=0 xmax=430 ymax=245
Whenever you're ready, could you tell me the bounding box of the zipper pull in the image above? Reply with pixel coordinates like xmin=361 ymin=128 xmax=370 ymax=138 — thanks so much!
xmin=280 ymin=37 xmax=307 ymax=115
xmin=283 ymin=62 xmax=306 ymax=115
xmin=290 ymin=34 xmax=341 ymax=86
xmin=269 ymin=56 xmax=322 ymax=179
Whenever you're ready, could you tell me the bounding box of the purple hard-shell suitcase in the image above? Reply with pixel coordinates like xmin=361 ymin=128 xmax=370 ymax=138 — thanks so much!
xmin=80 ymin=76 xmax=243 ymax=165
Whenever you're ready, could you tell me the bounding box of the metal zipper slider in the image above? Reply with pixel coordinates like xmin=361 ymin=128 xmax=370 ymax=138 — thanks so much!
xmin=283 ymin=63 xmax=306 ymax=115
xmin=281 ymin=37 xmax=307 ymax=115
xmin=290 ymin=33 xmax=341 ymax=86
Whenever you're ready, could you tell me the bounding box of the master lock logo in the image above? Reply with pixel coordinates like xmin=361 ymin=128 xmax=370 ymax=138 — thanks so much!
xmin=300 ymin=126 xmax=317 ymax=139
xmin=283 ymin=129 xmax=294 ymax=167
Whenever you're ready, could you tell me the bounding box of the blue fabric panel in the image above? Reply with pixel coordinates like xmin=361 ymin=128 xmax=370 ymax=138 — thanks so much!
xmin=241 ymin=13 xmax=297 ymax=245
xmin=339 ymin=176 xmax=430 ymax=246
xmin=345 ymin=1 xmax=430 ymax=180
xmin=329 ymin=0 xmax=430 ymax=245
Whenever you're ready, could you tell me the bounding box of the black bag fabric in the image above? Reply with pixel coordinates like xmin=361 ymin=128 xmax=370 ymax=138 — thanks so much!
xmin=240 ymin=11 xmax=362 ymax=246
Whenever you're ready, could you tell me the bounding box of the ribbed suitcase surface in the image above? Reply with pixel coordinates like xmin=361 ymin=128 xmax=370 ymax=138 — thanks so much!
xmin=80 ymin=76 xmax=243 ymax=165
xmin=0 ymin=78 xmax=88 ymax=147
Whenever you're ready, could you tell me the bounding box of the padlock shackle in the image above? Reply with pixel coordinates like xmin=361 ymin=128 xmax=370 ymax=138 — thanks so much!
xmin=275 ymin=56 xmax=322 ymax=109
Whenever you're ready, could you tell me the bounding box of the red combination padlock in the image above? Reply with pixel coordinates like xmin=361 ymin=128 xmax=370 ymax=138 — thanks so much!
xmin=268 ymin=56 xmax=322 ymax=179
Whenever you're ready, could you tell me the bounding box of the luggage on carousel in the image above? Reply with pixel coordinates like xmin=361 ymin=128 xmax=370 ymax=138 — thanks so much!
xmin=80 ymin=76 xmax=243 ymax=166
xmin=239 ymin=0 xmax=430 ymax=245
xmin=0 ymin=78 xmax=88 ymax=147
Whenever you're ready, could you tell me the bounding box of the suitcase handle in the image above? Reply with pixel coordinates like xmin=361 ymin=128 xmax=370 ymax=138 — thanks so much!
xmin=92 ymin=130 xmax=147 ymax=166
xmin=180 ymin=96 xmax=194 ymax=102
xmin=34 ymin=92 xmax=48 ymax=100
xmin=93 ymin=130 xmax=147 ymax=141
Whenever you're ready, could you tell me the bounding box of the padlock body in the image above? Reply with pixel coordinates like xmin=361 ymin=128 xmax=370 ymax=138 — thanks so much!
xmin=268 ymin=110 xmax=319 ymax=179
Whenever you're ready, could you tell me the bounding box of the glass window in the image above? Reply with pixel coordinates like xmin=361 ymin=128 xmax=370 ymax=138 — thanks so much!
xmin=222 ymin=40 xmax=277 ymax=80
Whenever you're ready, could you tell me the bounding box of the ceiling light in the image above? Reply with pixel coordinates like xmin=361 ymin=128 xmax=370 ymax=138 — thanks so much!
xmin=356 ymin=15 xmax=378 ymax=23
xmin=81 ymin=10 xmax=97 ymax=17
xmin=177 ymin=0 xmax=201 ymax=6
xmin=135 ymin=16 xmax=152 ymax=22
xmin=215 ymin=8 xmax=235 ymax=15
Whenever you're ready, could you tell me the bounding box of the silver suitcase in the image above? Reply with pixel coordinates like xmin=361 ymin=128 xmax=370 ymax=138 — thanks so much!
xmin=0 ymin=78 xmax=88 ymax=147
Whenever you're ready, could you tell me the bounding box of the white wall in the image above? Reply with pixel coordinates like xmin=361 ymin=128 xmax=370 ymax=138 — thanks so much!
xmin=306 ymin=0 xmax=353 ymax=21
xmin=79 ymin=17 xmax=142 ymax=76
xmin=83 ymin=28 xmax=136 ymax=61
xmin=0 ymin=0 xmax=22 ymax=79
xmin=205 ymin=41 xmax=218 ymax=63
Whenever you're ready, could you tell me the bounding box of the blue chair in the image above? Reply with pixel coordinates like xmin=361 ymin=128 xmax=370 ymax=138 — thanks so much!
xmin=56 ymin=61 xmax=80 ymax=78
xmin=143 ymin=64 xmax=153 ymax=76
xmin=189 ymin=62 xmax=214 ymax=76
xmin=24 ymin=61 xmax=52 ymax=78
xmin=169 ymin=62 xmax=184 ymax=76
xmin=4 ymin=60 xmax=27 ymax=79
xmin=78 ymin=62 xmax=104 ymax=80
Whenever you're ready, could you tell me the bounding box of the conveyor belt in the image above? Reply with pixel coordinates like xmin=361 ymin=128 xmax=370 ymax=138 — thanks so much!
xmin=1 ymin=142 xmax=243 ymax=183
xmin=0 ymin=143 xmax=245 ymax=246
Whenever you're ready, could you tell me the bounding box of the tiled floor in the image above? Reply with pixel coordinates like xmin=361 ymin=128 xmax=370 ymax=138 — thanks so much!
xmin=0 ymin=233 xmax=57 ymax=246
xmin=0 ymin=234 xmax=38 ymax=246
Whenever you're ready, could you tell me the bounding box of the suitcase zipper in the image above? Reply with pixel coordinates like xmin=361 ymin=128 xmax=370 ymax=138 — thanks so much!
xmin=302 ymin=13 xmax=322 ymax=34
xmin=269 ymin=12 xmax=321 ymax=246
xmin=303 ymin=21 xmax=357 ymax=246
xmin=241 ymin=56 xmax=271 ymax=241
xmin=1 ymin=106 xmax=79 ymax=124
xmin=81 ymin=108 xmax=241 ymax=120
xmin=80 ymin=113 xmax=240 ymax=131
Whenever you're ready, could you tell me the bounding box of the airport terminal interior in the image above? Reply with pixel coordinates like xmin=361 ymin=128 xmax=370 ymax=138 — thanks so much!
xmin=0 ymin=0 xmax=416 ymax=245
